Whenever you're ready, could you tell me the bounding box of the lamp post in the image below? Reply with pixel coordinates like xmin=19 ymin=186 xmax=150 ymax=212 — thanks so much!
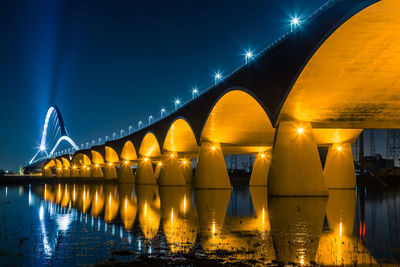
xmin=291 ymin=17 xmax=300 ymax=32
xmin=129 ymin=126 xmax=133 ymax=134
xmin=175 ymin=99 xmax=180 ymax=110
xmin=244 ymin=50 xmax=253 ymax=64
xmin=192 ymin=87 xmax=198 ymax=99
xmin=161 ymin=108 xmax=165 ymax=118
xmin=138 ymin=121 xmax=143 ymax=129
xmin=214 ymin=72 xmax=222 ymax=85
xmin=149 ymin=116 xmax=153 ymax=124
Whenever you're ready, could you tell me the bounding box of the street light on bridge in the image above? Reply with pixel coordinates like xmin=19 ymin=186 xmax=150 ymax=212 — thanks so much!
xmin=291 ymin=16 xmax=300 ymax=32
xmin=128 ymin=126 xmax=133 ymax=134
xmin=175 ymin=99 xmax=180 ymax=110
xmin=214 ymin=72 xmax=222 ymax=85
xmin=149 ymin=116 xmax=153 ymax=124
xmin=161 ymin=108 xmax=165 ymax=117
xmin=192 ymin=87 xmax=198 ymax=99
xmin=138 ymin=121 xmax=143 ymax=129
xmin=244 ymin=50 xmax=254 ymax=64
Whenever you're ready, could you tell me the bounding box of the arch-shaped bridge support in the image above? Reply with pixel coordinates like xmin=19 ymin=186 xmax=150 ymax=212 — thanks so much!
xmin=323 ymin=142 xmax=356 ymax=189
xmin=194 ymin=142 xmax=231 ymax=189
xmin=119 ymin=161 xmax=135 ymax=183
xmin=249 ymin=149 xmax=272 ymax=186
xmin=268 ymin=121 xmax=328 ymax=196
xmin=135 ymin=158 xmax=156 ymax=185
xmin=159 ymin=152 xmax=186 ymax=186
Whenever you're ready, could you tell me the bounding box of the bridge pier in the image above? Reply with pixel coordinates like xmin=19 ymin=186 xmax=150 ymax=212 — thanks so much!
xmin=91 ymin=165 xmax=103 ymax=177
xmin=42 ymin=167 xmax=52 ymax=177
xmin=104 ymin=163 xmax=118 ymax=180
xmin=119 ymin=163 xmax=135 ymax=183
xmin=62 ymin=167 xmax=70 ymax=177
xmin=135 ymin=158 xmax=156 ymax=184
xmin=56 ymin=168 xmax=63 ymax=177
xmin=80 ymin=166 xmax=92 ymax=177
xmin=159 ymin=153 xmax=186 ymax=186
xmin=323 ymin=143 xmax=356 ymax=189
xmin=182 ymin=159 xmax=193 ymax=184
xmin=268 ymin=121 xmax=328 ymax=196
xmin=194 ymin=142 xmax=231 ymax=189
xmin=249 ymin=150 xmax=272 ymax=186
xmin=70 ymin=166 xmax=79 ymax=177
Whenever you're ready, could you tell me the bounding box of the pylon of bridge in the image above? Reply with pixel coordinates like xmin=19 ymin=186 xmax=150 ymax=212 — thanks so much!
xmin=104 ymin=164 xmax=118 ymax=180
xmin=249 ymin=149 xmax=272 ymax=186
xmin=91 ymin=166 xmax=103 ymax=177
xmin=194 ymin=142 xmax=231 ymax=189
xmin=159 ymin=152 xmax=186 ymax=186
xmin=135 ymin=158 xmax=156 ymax=184
xmin=323 ymin=143 xmax=356 ymax=189
xmin=119 ymin=163 xmax=135 ymax=183
xmin=181 ymin=159 xmax=193 ymax=184
xmin=62 ymin=167 xmax=70 ymax=177
xmin=42 ymin=167 xmax=52 ymax=177
xmin=80 ymin=167 xmax=91 ymax=177
xmin=268 ymin=121 xmax=328 ymax=196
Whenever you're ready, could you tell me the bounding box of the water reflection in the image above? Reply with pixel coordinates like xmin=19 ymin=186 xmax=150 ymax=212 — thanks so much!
xmin=22 ymin=183 xmax=393 ymax=265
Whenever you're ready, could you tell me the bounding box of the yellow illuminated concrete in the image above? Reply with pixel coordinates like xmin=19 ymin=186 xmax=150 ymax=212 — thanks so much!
xmin=324 ymin=143 xmax=356 ymax=189
xmin=136 ymin=185 xmax=161 ymax=240
xmin=313 ymin=129 xmax=362 ymax=146
xmin=80 ymin=165 xmax=92 ymax=177
xmin=159 ymin=153 xmax=186 ymax=186
xmin=104 ymin=164 xmax=118 ymax=180
xmin=181 ymin=160 xmax=193 ymax=184
xmin=268 ymin=121 xmax=328 ymax=196
xmin=201 ymin=90 xmax=274 ymax=146
xmin=269 ymin=196 xmax=327 ymax=265
xmin=164 ymin=118 xmax=198 ymax=153
xmin=194 ymin=142 xmax=231 ymax=189
xmin=249 ymin=150 xmax=272 ymax=186
xmin=138 ymin=132 xmax=161 ymax=158
xmin=119 ymin=163 xmax=135 ymax=183
xmin=61 ymin=158 xmax=70 ymax=177
xmin=121 ymin=141 xmax=138 ymax=161
xmin=43 ymin=160 xmax=55 ymax=177
xmin=61 ymin=184 xmax=70 ymax=207
xmin=72 ymin=153 xmax=91 ymax=166
xmin=91 ymin=150 xmax=104 ymax=165
xmin=249 ymin=186 xmax=270 ymax=232
xmin=55 ymin=159 xmax=63 ymax=177
xmin=105 ymin=146 xmax=119 ymax=163
xmin=279 ymin=0 xmax=400 ymax=129
xmin=91 ymin=164 xmax=103 ymax=178
xmin=119 ymin=184 xmax=137 ymax=230
xmin=135 ymin=158 xmax=156 ymax=185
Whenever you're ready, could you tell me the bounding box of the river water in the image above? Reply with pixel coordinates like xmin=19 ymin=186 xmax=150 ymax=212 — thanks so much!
xmin=0 ymin=183 xmax=398 ymax=266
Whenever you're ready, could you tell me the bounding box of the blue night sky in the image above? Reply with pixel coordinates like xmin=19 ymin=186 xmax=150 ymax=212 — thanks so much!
xmin=0 ymin=0 xmax=386 ymax=171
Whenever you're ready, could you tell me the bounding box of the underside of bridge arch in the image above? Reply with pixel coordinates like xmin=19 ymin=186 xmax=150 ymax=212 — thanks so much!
xmin=200 ymin=89 xmax=274 ymax=154
xmin=91 ymin=150 xmax=105 ymax=165
xmin=279 ymin=0 xmax=400 ymax=131
xmin=120 ymin=141 xmax=138 ymax=161
xmin=105 ymin=146 xmax=119 ymax=163
xmin=163 ymin=118 xmax=198 ymax=154
xmin=138 ymin=132 xmax=162 ymax=158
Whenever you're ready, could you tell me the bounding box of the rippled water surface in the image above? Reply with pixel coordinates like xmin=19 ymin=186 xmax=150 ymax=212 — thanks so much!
xmin=0 ymin=183 xmax=399 ymax=266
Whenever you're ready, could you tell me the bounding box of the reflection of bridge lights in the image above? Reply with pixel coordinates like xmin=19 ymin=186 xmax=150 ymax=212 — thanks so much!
xmin=300 ymin=255 xmax=304 ymax=265
xmin=339 ymin=221 xmax=343 ymax=237
xmin=297 ymin=127 xmax=304 ymax=134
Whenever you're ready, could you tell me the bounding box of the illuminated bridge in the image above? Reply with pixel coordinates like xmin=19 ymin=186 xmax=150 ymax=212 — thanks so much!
xmin=25 ymin=0 xmax=400 ymax=196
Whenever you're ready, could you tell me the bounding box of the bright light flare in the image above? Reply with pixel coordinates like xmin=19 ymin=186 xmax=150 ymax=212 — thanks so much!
xmin=297 ymin=127 xmax=304 ymax=134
